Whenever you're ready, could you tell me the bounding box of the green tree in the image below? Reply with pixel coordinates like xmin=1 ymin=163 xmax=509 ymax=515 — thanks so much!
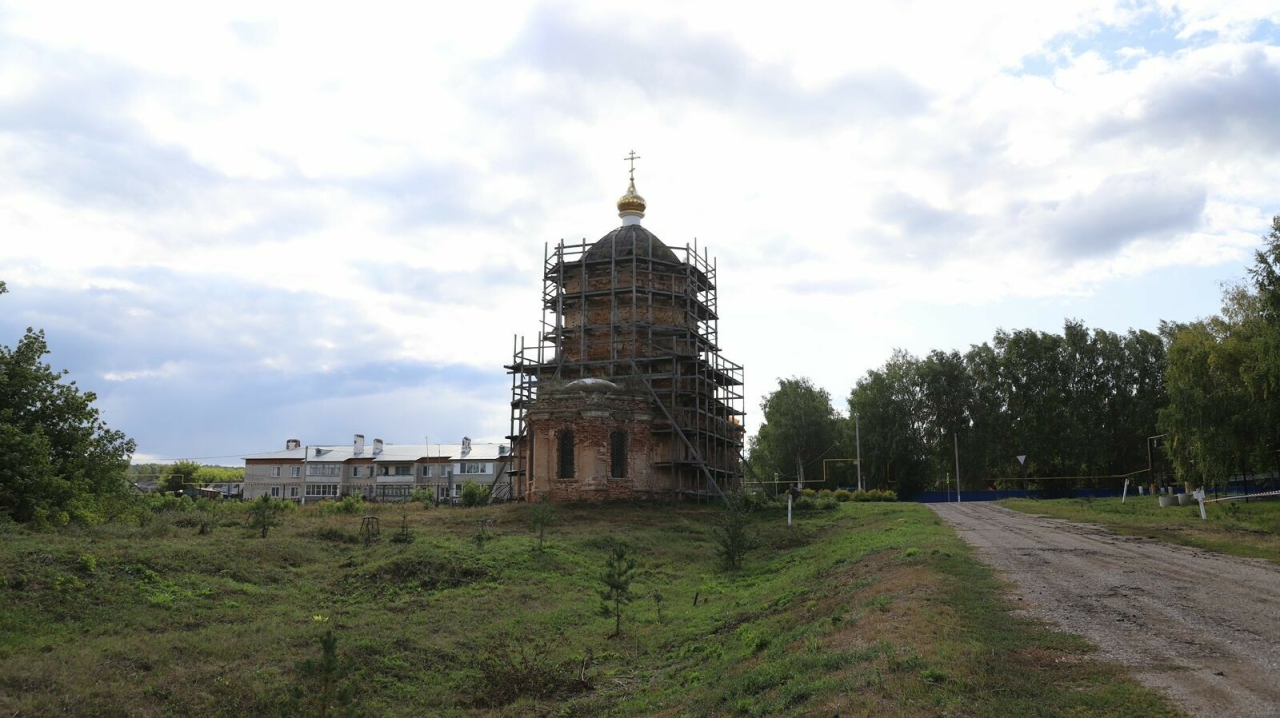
xmin=528 ymin=495 xmax=556 ymax=551
xmin=712 ymin=492 xmax=757 ymax=570
xmin=290 ymin=627 xmax=357 ymax=717
xmin=192 ymin=465 xmax=244 ymax=484
xmin=460 ymin=479 xmax=491 ymax=507
xmin=848 ymin=351 xmax=929 ymax=493
xmin=597 ymin=540 xmax=637 ymax=638
xmin=748 ymin=377 xmax=843 ymax=489
xmin=249 ymin=495 xmax=284 ymax=538
xmin=1160 ymin=284 xmax=1274 ymax=490
xmin=161 ymin=460 xmax=202 ymax=493
xmin=916 ymin=349 xmax=974 ymax=484
xmin=847 ymin=320 xmax=1167 ymax=495
xmin=0 ymin=283 xmax=136 ymax=524
xmin=1247 ymin=215 xmax=1280 ymax=474
xmin=1250 ymin=215 xmax=1280 ymax=321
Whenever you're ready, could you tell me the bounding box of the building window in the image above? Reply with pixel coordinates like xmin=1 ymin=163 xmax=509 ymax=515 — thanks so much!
xmin=422 ymin=465 xmax=433 ymax=477
xmin=307 ymin=463 xmax=341 ymax=477
xmin=271 ymin=486 xmax=280 ymax=497
xmin=378 ymin=466 xmax=389 ymax=476
xmin=460 ymin=462 xmax=486 ymax=474
xmin=306 ymin=484 xmax=339 ymax=497
xmin=290 ymin=486 xmax=299 ymax=498
xmin=611 ymin=430 xmax=627 ymax=478
xmin=270 ymin=466 xmax=281 ymax=478
xmin=558 ymin=431 xmax=575 ymax=478
xmin=290 ymin=466 xmax=300 ymax=478
xmin=393 ymin=465 xmax=411 ymax=476
xmin=453 ymin=483 xmax=462 ymax=498
xmin=437 ymin=486 xmax=449 ymax=500
xmin=352 ymin=466 xmax=362 ymax=478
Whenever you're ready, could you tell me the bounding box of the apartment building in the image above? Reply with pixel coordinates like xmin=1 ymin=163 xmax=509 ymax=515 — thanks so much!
xmin=242 ymin=435 xmax=509 ymax=503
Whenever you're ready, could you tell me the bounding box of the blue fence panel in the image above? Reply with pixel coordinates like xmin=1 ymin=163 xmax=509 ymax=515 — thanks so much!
xmin=904 ymin=489 xmax=1120 ymax=503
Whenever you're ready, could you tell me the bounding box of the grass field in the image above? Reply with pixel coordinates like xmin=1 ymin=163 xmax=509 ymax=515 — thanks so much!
xmin=1001 ymin=495 xmax=1280 ymax=565
xmin=0 ymin=499 xmax=1181 ymax=717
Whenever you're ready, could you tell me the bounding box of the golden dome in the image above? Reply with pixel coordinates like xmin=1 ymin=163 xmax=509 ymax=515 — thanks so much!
xmin=617 ymin=178 xmax=646 ymax=215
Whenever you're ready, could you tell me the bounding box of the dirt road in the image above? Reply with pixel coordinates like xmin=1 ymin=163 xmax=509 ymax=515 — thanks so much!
xmin=931 ymin=502 xmax=1280 ymax=718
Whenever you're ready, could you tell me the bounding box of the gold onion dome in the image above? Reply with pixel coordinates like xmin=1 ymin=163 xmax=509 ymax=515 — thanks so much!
xmin=617 ymin=178 xmax=646 ymax=215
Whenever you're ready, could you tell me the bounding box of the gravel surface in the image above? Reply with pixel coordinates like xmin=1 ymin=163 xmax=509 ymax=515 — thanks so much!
xmin=932 ymin=502 xmax=1280 ymax=718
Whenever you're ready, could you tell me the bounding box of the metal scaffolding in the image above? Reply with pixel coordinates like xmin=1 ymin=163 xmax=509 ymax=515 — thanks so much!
xmin=505 ymin=231 xmax=745 ymax=501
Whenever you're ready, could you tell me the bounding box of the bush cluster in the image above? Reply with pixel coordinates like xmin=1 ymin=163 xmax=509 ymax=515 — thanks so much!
xmin=464 ymin=633 xmax=592 ymax=706
xmin=316 ymin=494 xmax=365 ymax=516
xmin=850 ymin=489 xmax=898 ymax=502
xmin=460 ymin=480 xmax=492 ymax=508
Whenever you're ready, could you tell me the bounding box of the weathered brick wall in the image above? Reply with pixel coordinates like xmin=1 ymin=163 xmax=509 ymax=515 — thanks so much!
xmin=523 ymin=383 xmax=678 ymax=502
xmin=556 ymin=263 xmax=705 ymax=364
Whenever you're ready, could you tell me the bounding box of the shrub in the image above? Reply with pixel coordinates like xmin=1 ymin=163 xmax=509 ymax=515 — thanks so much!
xmin=317 ymin=495 xmax=365 ymax=516
xmin=818 ymin=489 xmax=833 ymax=497
xmin=314 ymin=527 xmax=359 ymax=544
xmin=529 ymin=496 xmax=556 ymax=550
xmin=800 ymin=488 xmax=816 ymax=497
xmin=833 ymin=490 xmax=852 ymax=502
xmin=464 ymin=633 xmax=592 ymax=706
xmin=870 ymin=489 xmax=898 ymax=502
xmin=460 ymin=480 xmax=492 ymax=508
xmin=390 ymin=512 xmax=415 ymax=544
xmin=850 ymin=489 xmax=898 ymax=502
xmin=816 ymin=497 xmax=838 ymax=511
xmin=248 ymin=495 xmax=285 ymax=538
xmin=795 ymin=496 xmax=816 ymax=511
xmin=598 ymin=540 xmax=637 ymax=637
xmin=713 ymin=492 xmax=758 ymax=570
xmin=289 ymin=628 xmax=357 ymax=716
xmin=739 ymin=491 xmax=782 ymax=512
xmin=144 ymin=494 xmax=196 ymax=513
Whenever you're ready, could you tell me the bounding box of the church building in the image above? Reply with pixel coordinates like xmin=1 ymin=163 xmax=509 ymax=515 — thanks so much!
xmin=505 ymin=154 xmax=744 ymax=502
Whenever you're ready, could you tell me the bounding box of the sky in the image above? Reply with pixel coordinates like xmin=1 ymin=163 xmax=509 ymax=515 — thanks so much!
xmin=2 ymin=1 xmax=1279 ymax=465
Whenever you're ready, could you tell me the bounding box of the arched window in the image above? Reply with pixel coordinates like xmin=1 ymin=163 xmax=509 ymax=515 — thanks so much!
xmin=610 ymin=430 xmax=627 ymax=478
xmin=558 ymin=430 xmax=575 ymax=478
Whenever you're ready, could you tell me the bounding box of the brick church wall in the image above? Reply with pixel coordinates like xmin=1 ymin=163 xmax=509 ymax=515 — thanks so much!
xmin=526 ymin=382 xmax=674 ymax=502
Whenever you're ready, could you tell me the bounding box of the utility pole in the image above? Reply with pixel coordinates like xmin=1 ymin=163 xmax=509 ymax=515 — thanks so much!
xmin=854 ymin=412 xmax=863 ymax=492
xmin=954 ymin=433 xmax=961 ymax=503
xmin=1148 ymin=434 xmax=1167 ymax=493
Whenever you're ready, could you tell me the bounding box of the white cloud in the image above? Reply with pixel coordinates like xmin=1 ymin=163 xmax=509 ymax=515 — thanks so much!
xmin=1 ymin=0 xmax=1278 ymax=457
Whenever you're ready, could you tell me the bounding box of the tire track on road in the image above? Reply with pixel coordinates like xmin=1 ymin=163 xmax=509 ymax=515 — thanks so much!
xmin=932 ymin=502 xmax=1280 ymax=718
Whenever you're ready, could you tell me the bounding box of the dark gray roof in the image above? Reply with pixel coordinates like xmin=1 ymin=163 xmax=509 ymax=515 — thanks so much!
xmin=585 ymin=224 xmax=680 ymax=264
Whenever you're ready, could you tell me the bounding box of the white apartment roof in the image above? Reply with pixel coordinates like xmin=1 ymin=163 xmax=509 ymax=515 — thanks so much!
xmin=243 ymin=442 xmax=507 ymax=463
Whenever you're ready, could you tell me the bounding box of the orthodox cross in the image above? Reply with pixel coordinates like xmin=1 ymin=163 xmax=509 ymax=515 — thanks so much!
xmin=623 ymin=150 xmax=641 ymax=181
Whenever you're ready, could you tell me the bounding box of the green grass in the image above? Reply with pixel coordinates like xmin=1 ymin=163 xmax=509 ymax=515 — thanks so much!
xmin=1001 ymin=496 xmax=1280 ymax=565
xmin=0 ymin=500 xmax=1182 ymax=717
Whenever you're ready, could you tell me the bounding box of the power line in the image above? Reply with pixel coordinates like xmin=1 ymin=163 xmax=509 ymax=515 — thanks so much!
xmin=135 ymin=453 xmax=254 ymax=462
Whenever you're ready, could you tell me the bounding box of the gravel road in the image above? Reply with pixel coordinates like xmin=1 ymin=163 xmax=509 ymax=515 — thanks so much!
xmin=931 ymin=502 xmax=1280 ymax=718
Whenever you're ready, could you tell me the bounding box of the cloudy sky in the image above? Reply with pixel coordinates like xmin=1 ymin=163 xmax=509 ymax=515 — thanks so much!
xmin=2 ymin=1 xmax=1278 ymax=464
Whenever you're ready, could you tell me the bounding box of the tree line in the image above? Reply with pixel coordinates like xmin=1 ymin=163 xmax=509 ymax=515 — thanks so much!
xmin=749 ymin=216 xmax=1280 ymax=494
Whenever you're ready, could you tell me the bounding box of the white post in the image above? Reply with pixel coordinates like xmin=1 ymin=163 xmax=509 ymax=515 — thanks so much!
xmin=787 ymin=492 xmax=793 ymax=527
xmin=1194 ymin=488 xmax=1206 ymax=520
xmin=1122 ymin=478 xmax=1129 ymax=504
